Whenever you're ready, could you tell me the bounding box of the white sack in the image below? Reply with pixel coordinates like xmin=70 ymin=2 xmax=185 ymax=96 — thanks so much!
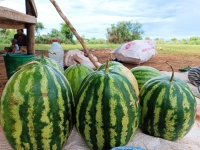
xmin=111 ymin=40 xmax=156 ymax=64
xmin=64 ymin=50 xmax=101 ymax=69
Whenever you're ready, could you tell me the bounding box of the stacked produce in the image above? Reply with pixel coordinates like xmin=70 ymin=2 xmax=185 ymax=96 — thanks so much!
xmin=0 ymin=54 xmax=198 ymax=149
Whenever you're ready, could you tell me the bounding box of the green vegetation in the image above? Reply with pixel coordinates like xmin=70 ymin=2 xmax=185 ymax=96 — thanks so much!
xmin=156 ymin=43 xmax=200 ymax=57
xmin=0 ymin=43 xmax=120 ymax=51
xmin=60 ymin=23 xmax=74 ymax=43
xmin=1 ymin=21 xmax=200 ymax=57
xmin=1 ymin=43 xmax=200 ymax=58
xmin=106 ymin=21 xmax=144 ymax=43
xmin=35 ymin=22 xmax=45 ymax=35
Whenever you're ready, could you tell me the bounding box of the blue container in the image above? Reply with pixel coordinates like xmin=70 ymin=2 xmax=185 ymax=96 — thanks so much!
xmin=111 ymin=146 xmax=146 ymax=150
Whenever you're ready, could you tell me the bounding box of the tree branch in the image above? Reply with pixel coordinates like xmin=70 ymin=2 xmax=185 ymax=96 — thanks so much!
xmin=49 ymin=0 xmax=100 ymax=69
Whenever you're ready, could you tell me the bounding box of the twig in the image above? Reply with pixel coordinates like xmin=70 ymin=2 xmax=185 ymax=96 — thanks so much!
xmin=49 ymin=0 xmax=100 ymax=69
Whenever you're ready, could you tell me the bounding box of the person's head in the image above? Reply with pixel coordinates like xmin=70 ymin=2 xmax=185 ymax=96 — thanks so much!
xmin=11 ymin=39 xmax=17 ymax=45
xmin=16 ymin=29 xmax=24 ymax=35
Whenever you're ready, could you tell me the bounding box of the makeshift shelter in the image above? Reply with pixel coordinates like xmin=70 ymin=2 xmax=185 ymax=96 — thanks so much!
xmin=0 ymin=0 xmax=37 ymax=54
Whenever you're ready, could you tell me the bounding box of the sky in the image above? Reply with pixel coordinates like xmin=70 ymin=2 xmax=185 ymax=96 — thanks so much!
xmin=1 ymin=0 xmax=200 ymax=40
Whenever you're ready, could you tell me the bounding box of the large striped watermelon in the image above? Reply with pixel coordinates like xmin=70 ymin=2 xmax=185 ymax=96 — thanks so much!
xmin=64 ymin=64 xmax=94 ymax=102
xmin=75 ymin=66 xmax=140 ymax=150
xmin=130 ymin=66 xmax=161 ymax=91
xmin=0 ymin=61 xmax=73 ymax=149
xmin=139 ymin=68 xmax=196 ymax=141
xmin=98 ymin=62 xmax=139 ymax=96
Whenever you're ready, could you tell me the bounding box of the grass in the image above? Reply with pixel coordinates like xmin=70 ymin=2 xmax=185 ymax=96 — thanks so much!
xmin=1 ymin=43 xmax=200 ymax=57
xmin=156 ymin=43 xmax=200 ymax=57
xmin=34 ymin=43 xmax=120 ymax=51
xmin=0 ymin=43 xmax=120 ymax=51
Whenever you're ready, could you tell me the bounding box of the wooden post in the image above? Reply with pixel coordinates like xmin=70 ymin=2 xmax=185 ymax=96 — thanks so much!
xmin=25 ymin=0 xmax=35 ymax=54
xmin=27 ymin=24 xmax=35 ymax=54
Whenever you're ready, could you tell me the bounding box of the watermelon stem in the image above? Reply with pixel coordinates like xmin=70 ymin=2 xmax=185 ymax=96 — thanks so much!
xmin=41 ymin=51 xmax=45 ymax=59
xmin=166 ymin=61 xmax=174 ymax=82
xmin=109 ymin=54 xmax=113 ymax=61
xmin=104 ymin=60 xmax=109 ymax=74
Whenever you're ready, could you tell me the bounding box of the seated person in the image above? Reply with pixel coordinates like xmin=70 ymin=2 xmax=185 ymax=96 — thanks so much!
xmin=4 ymin=39 xmax=20 ymax=53
xmin=14 ymin=29 xmax=27 ymax=47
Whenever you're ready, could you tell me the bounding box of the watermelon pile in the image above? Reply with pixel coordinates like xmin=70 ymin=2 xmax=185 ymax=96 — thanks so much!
xmin=0 ymin=53 xmax=198 ymax=149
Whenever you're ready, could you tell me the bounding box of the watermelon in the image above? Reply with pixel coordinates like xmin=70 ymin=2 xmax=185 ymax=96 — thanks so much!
xmin=0 ymin=61 xmax=73 ymax=149
xmin=98 ymin=62 xmax=139 ymax=96
xmin=75 ymin=66 xmax=140 ymax=150
xmin=64 ymin=64 xmax=94 ymax=103
xmin=139 ymin=64 xmax=197 ymax=141
xmin=97 ymin=61 xmax=123 ymax=70
xmin=130 ymin=66 xmax=162 ymax=91
xmin=28 ymin=54 xmax=63 ymax=73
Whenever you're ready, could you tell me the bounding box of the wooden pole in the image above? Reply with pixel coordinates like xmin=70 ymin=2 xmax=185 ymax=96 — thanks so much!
xmin=25 ymin=0 xmax=35 ymax=54
xmin=49 ymin=0 xmax=100 ymax=69
xmin=26 ymin=24 xmax=35 ymax=54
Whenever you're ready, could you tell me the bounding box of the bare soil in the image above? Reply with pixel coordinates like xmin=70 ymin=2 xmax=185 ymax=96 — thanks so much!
xmin=1 ymin=49 xmax=200 ymax=97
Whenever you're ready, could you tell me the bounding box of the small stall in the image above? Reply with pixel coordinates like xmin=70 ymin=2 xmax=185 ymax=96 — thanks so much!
xmin=0 ymin=0 xmax=37 ymax=78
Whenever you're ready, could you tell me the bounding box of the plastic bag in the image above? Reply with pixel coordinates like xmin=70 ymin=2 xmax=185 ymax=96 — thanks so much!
xmin=64 ymin=49 xmax=101 ymax=69
xmin=111 ymin=40 xmax=156 ymax=64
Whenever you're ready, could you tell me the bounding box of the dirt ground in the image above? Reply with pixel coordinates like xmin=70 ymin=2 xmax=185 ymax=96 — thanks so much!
xmin=1 ymin=49 xmax=200 ymax=97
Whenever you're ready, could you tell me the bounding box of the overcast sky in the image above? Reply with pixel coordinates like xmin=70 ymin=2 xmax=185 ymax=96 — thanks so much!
xmin=1 ymin=0 xmax=200 ymax=40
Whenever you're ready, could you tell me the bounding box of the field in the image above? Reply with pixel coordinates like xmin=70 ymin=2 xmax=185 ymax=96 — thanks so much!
xmin=0 ymin=43 xmax=200 ymax=97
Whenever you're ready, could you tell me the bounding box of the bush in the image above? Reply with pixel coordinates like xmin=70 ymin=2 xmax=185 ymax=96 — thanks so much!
xmin=188 ymin=41 xmax=196 ymax=45
xmin=196 ymin=40 xmax=200 ymax=45
xmin=106 ymin=21 xmax=144 ymax=43
xmin=181 ymin=39 xmax=188 ymax=44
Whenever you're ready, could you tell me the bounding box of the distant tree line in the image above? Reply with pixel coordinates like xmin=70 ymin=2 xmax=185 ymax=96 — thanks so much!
xmin=1 ymin=21 xmax=200 ymax=45
xmin=148 ymin=37 xmax=200 ymax=45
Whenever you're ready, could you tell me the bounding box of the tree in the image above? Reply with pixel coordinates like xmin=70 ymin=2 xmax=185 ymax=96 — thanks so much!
xmin=0 ymin=29 xmax=16 ymax=44
xmin=60 ymin=23 xmax=74 ymax=43
xmin=171 ymin=38 xmax=177 ymax=42
xmin=145 ymin=37 xmax=151 ymax=40
xmin=35 ymin=22 xmax=45 ymax=35
xmin=0 ymin=29 xmax=7 ymax=35
xmin=106 ymin=21 xmax=144 ymax=43
xmin=189 ymin=36 xmax=199 ymax=41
